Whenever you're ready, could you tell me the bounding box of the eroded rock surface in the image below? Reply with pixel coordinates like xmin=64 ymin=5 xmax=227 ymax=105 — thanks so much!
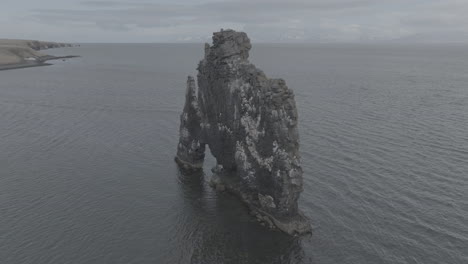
xmin=175 ymin=30 xmax=311 ymax=235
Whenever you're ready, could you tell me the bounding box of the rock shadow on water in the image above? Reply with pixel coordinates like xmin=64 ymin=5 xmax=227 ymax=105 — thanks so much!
xmin=175 ymin=167 xmax=308 ymax=264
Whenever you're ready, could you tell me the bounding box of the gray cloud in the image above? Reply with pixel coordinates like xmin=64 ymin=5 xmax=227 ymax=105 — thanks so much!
xmin=35 ymin=0 xmax=374 ymax=25
xmin=3 ymin=0 xmax=467 ymax=42
xmin=392 ymin=0 xmax=468 ymax=42
xmin=80 ymin=0 xmax=133 ymax=7
xmin=28 ymin=0 xmax=379 ymax=41
xmin=401 ymin=1 xmax=467 ymax=30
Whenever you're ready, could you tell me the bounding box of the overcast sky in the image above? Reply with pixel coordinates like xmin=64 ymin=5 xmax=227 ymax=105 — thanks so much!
xmin=1 ymin=0 xmax=467 ymax=43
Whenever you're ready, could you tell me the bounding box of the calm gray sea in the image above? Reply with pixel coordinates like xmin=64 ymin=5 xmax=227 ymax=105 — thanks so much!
xmin=0 ymin=43 xmax=467 ymax=264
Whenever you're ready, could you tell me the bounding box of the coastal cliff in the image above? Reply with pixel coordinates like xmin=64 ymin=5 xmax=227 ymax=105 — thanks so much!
xmin=0 ymin=39 xmax=72 ymax=51
xmin=0 ymin=39 xmax=76 ymax=70
xmin=175 ymin=30 xmax=311 ymax=235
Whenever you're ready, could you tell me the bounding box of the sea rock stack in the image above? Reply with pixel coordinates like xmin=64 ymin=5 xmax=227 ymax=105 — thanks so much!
xmin=175 ymin=30 xmax=311 ymax=235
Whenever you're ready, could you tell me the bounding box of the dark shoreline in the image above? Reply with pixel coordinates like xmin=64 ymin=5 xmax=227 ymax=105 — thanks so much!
xmin=0 ymin=55 xmax=80 ymax=71
xmin=0 ymin=62 xmax=53 ymax=71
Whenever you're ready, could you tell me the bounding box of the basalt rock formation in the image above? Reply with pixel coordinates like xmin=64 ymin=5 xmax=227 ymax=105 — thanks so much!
xmin=175 ymin=30 xmax=311 ymax=235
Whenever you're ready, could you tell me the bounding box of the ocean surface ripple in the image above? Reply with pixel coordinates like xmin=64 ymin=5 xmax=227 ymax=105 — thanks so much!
xmin=0 ymin=43 xmax=467 ymax=263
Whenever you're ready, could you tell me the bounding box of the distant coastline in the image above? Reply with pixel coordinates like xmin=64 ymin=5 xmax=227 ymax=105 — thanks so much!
xmin=0 ymin=39 xmax=79 ymax=71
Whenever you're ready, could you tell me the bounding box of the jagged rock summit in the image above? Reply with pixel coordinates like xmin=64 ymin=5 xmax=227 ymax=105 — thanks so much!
xmin=175 ymin=30 xmax=311 ymax=235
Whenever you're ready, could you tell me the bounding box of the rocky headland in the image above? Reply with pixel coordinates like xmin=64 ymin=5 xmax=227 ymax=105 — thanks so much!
xmin=0 ymin=39 xmax=78 ymax=71
xmin=175 ymin=30 xmax=311 ymax=235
